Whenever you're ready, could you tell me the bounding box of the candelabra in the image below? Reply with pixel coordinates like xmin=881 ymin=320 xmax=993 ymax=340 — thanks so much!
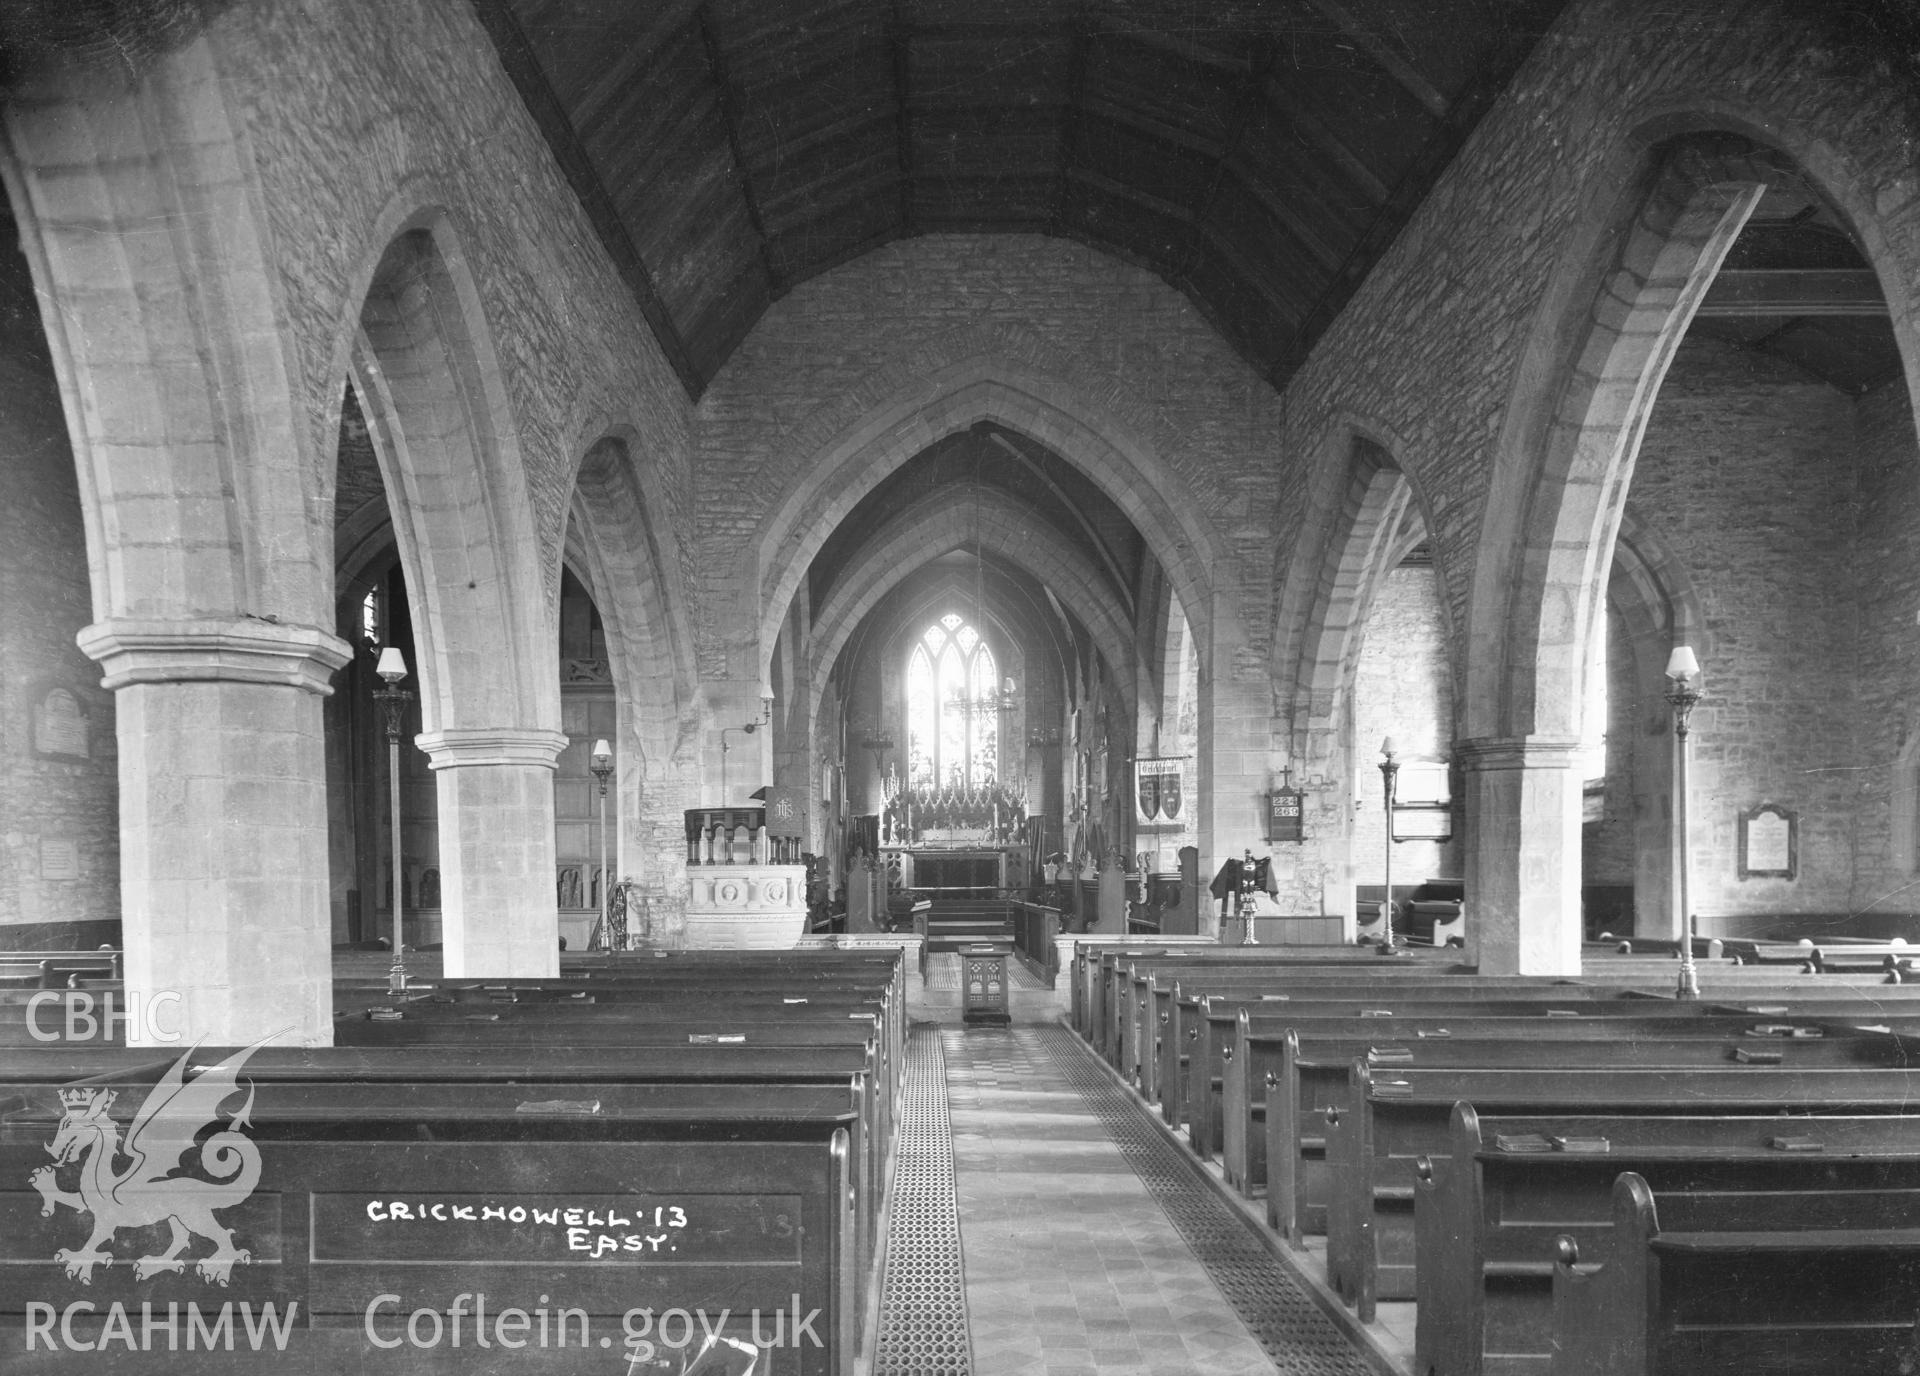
xmin=946 ymin=676 xmax=1020 ymax=718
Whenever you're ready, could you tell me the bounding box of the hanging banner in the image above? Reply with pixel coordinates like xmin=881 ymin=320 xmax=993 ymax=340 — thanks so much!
xmin=1133 ymin=758 xmax=1188 ymax=829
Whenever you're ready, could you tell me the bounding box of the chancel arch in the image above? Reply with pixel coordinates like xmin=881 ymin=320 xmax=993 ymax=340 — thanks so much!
xmin=744 ymin=362 xmax=1222 ymax=704
xmin=804 ymin=485 xmax=1140 ymax=743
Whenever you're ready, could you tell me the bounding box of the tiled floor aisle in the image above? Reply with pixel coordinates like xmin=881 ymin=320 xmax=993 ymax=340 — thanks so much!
xmin=943 ymin=1025 xmax=1375 ymax=1376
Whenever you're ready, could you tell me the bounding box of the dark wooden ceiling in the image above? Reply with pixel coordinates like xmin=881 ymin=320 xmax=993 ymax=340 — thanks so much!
xmin=477 ymin=0 xmax=1569 ymax=396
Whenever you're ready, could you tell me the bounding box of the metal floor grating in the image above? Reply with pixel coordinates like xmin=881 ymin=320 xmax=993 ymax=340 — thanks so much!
xmin=924 ymin=954 xmax=961 ymax=991
xmin=872 ymin=1028 xmax=973 ymax=1376
xmin=1033 ymin=1024 xmax=1378 ymax=1376
xmin=922 ymin=952 xmax=1047 ymax=991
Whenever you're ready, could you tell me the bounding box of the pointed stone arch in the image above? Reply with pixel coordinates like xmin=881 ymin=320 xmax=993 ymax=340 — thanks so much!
xmin=564 ymin=429 xmax=703 ymax=906
xmin=566 ymin=430 xmax=699 ymax=742
xmin=1267 ymin=426 xmax=1441 ymax=926
xmin=1 ymin=40 xmax=350 ymax=1043
xmin=746 ymin=360 xmax=1223 ymax=683
xmin=805 ymin=487 xmax=1139 ymax=737
xmin=347 ymin=213 xmax=564 ymax=976
xmin=350 ymin=215 xmax=555 ymax=736
xmin=1463 ymin=130 xmax=1830 ymax=972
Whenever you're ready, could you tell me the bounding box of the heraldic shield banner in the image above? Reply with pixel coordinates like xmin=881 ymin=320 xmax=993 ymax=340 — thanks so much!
xmin=1133 ymin=759 xmax=1187 ymax=829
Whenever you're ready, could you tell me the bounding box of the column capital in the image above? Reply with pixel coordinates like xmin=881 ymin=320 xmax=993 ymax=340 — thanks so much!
xmin=416 ymin=728 xmax=569 ymax=771
xmin=76 ymin=617 xmax=353 ymax=694
xmin=1453 ymin=734 xmax=1584 ymax=772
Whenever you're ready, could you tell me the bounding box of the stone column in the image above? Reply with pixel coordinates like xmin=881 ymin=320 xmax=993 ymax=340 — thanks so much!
xmin=1457 ymin=735 xmax=1584 ymax=975
xmin=1095 ymin=853 xmax=1127 ymax=935
xmin=416 ymin=728 xmax=569 ymax=978
xmin=1194 ymin=647 xmax=1271 ymax=938
xmin=846 ymin=855 xmax=874 ymax=933
xmin=78 ymin=618 xmax=352 ymax=1048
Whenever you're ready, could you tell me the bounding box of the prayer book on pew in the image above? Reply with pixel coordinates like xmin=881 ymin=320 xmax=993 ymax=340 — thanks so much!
xmin=1746 ymin=1021 xmax=1823 ymax=1037
xmin=514 ymin=1098 xmax=603 ymax=1115
xmin=1494 ymin=1133 xmax=1554 ymax=1153
xmin=1492 ymin=1133 xmax=1611 ymax=1154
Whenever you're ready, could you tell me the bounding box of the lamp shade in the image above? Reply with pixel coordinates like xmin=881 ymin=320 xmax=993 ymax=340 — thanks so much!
xmin=1664 ymin=645 xmax=1700 ymax=679
xmin=375 ymin=646 xmax=408 ymax=684
xmin=590 ymin=738 xmax=612 ymax=769
xmin=1380 ymin=736 xmax=1397 ymax=760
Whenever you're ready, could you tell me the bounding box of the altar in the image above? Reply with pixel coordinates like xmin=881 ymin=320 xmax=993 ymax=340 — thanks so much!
xmin=905 ymin=849 xmax=1006 ymax=897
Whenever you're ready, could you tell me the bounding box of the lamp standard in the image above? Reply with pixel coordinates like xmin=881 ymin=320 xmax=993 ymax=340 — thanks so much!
xmin=1379 ymin=737 xmax=1401 ymax=955
xmin=373 ymin=648 xmax=414 ymax=995
xmin=590 ymin=738 xmax=614 ymax=950
xmin=1664 ymin=646 xmax=1703 ymax=998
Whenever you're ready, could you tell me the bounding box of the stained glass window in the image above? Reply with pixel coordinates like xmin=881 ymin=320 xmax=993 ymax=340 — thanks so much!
xmin=907 ymin=616 xmax=999 ymax=788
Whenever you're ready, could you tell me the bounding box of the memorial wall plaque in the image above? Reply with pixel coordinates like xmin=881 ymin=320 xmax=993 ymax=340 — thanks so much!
xmin=34 ymin=688 xmax=87 ymax=760
xmin=1738 ymin=802 xmax=1797 ymax=879
xmin=38 ymin=837 xmax=78 ymax=881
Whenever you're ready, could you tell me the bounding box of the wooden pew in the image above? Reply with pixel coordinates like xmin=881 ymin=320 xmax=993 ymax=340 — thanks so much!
xmin=0 ymin=1068 xmax=862 ymax=1375
xmin=1140 ymin=970 xmax=1605 ymax=1101
xmin=0 ymin=951 xmax=121 ymax=988
xmin=23 ymin=1036 xmax=898 ymax=1323
xmin=1327 ymin=1061 xmax=1920 ymax=1322
xmin=1245 ymin=1014 xmax=1911 ymax=1238
xmin=360 ymin=969 xmax=908 ymax=1092
xmin=1079 ymin=944 xmax=1444 ymax=1057
xmin=1121 ymin=961 xmax=1597 ymax=1094
xmin=336 ymin=1015 xmax=893 ymax=1257
xmin=1213 ymin=987 xmax=1920 ymax=1207
xmin=1181 ymin=992 xmax=1720 ymax=1164
xmin=1067 ymin=941 xmax=1210 ymax=1037
xmin=414 ymin=955 xmax=910 ymax=1058
xmin=1551 ymin=1171 xmax=1920 ymax=1376
xmin=341 ymin=1003 xmax=896 ymax=1132
xmin=334 ymin=956 xmax=907 ymax=1234
xmin=1094 ymin=948 xmax=1457 ymax=1068
xmin=1157 ymin=977 xmax=1640 ymax=1132
xmin=1418 ymin=1106 xmax=1920 ymax=1376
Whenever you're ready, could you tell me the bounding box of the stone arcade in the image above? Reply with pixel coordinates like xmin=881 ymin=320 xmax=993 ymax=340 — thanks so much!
xmin=0 ymin=0 xmax=1914 ymax=1040
xmin=4 ymin=4 xmax=1920 ymax=1373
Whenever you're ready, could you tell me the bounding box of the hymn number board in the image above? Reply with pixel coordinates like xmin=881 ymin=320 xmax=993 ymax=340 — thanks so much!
xmin=1267 ymin=787 xmax=1304 ymax=843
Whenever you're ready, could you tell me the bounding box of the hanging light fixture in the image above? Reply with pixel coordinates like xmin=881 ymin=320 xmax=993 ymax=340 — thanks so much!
xmin=946 ymin=453 xmax=1017 ymax=719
